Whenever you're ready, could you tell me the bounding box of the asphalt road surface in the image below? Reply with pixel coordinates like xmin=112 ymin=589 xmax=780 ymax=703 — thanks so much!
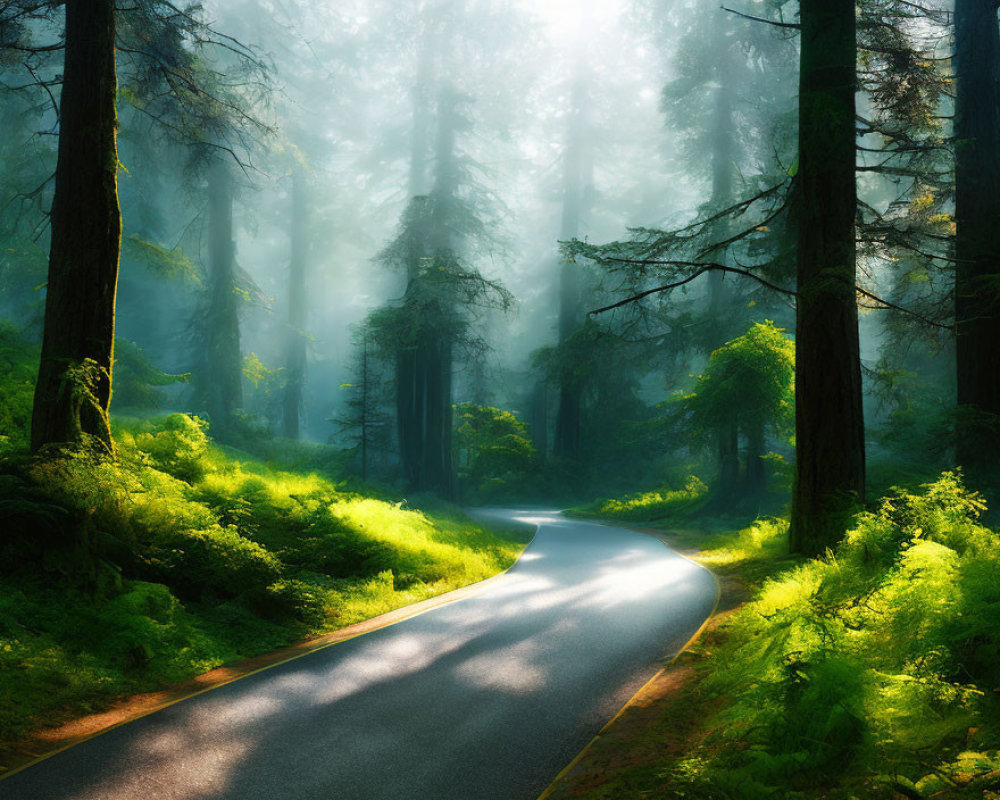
xmin=1 ymin=510 xmax=718 ymax=800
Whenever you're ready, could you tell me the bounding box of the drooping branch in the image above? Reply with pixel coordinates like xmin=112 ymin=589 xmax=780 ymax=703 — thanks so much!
xmin=722 ymin=5 xmax=800 ymax=30
xmin=589 ymin=262 xmax=796 ymax=315
xmin=588 ymin=260 xmax=954 ymax=330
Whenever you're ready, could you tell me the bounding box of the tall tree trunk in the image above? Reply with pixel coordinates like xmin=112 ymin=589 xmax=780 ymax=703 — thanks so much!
xmin=789 ymin=0 xmax=865 ymax=556
xmin=553 ymin=70 xmax=589 ymax=464
xmin=359 ymin=335 xmax=369 ymax=482
xmin=706 ymin=12 xmax=740 ymax=351
xmin=529 ymin=380 xmax=548 ymax=460
xmin=953 ymin=0 xmax=1000 ymax=479
xmin=204 ymin=160 xmax=243 ymax=436
xmin=706 ymin=19 xmax=742 ymax=496
xmin=31 ymin=0 xmax=120 ymax=453
xmin=397 ymin=346 xmax=421 ymax=489
xmin=282 ymin=171 xmax=308 ymax=439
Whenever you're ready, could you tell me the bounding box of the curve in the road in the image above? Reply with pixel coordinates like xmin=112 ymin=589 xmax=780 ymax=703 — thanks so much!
xmin=0 ymin=510 xmax=718 ymax=800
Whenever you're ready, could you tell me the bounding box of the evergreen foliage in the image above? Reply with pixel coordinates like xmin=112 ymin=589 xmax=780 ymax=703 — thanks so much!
xmin=453 ymin=402 xmax=536 ymax=501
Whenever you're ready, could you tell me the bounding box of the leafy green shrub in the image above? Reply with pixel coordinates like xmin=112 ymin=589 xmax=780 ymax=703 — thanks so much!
xmin=124 ymin=413 xmax=212 ymax=482
xmin=255 ymin=579 xmax=329 ymax=625
xmin=453 ymin=402 xmax=536 ymax=501
xmin=676 ymin=472 xmax=1000 ymax=797
xmin=576 ymin=475 xmax=708 ymax=521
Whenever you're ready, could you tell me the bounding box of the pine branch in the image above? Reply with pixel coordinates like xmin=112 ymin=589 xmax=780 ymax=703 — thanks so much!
xmin=721 ymin=5 xmax=800 ymax=29
xmin=588 ymin=260 xmax=954 ymax=330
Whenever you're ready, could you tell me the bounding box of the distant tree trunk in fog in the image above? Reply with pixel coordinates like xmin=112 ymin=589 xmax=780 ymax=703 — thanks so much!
xmin=423 ymin=338 xmax=454 ymax=496
xmin=706 ymin=21 xmax=741 ymax=496
xmin=529 ymin=380 xmax=548 ymax=461
xmin=396 ymin=345 xmax=422 ymax=488
xmin=283 ymin=171 xmax=309 ymax=439
xmin=789 ymin=0 xmax=865 ymax=556
xmin=553 ymin=71 xmax=589 ymax=465
xmin=203 ymin=160 xmax=244 ymax=436
xmin=359 ymin=335 xmax=370 ymax=481
xmin=395 ymin=89 xmax=459 ymax=498
xmin=705 ymin=13 xmax=739 ymax=351
xmin=31 ymin=0 xmax=120 ymax=453
xmin=953 ymin=0 xmax=1000 ymax=479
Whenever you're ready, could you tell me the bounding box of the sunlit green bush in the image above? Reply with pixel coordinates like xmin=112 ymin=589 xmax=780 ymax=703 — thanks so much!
xmin=673 ymin=472 xmax=1000 ymax=797
xmin=576 ymin=475 xmax=708 ymax=521
xmin=453 ymin=402 xmax=537 ymax=501
xmin=0 ymin=403 xmax=526 ymax=749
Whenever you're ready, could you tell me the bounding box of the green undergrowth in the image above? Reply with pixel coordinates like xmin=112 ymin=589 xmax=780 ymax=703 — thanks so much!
xmin=662 ymin=472 xmax=1000 ymax=799
xmin=570 ymin=475 xmax=710 ymax=522
xmin=0 ymin=412 xmax=528 ymax=751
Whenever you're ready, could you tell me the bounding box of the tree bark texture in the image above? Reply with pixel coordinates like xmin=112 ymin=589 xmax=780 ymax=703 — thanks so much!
xmin=31 ymin=0 xmax=121 ymax=453
xmin=953 ymin=0 xmax=1000 ymax=477
xmin=788 ymin=0 xmax=866 ymax=556
xmin=204 ymin=161 xmax=243 ymax=435
xmin=283 ymin=171 xmax=308 ymax=440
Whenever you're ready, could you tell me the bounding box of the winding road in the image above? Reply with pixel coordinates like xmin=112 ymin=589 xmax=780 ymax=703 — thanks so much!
xmin=1 ymin=511 xmax=718 ymax=800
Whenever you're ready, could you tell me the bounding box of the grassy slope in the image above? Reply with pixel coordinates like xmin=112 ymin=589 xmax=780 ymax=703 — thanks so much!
xmin=0 ymin=354 xmax=529 ymax=760
xmin=567 ymin=474 xmax=1000 ymax=800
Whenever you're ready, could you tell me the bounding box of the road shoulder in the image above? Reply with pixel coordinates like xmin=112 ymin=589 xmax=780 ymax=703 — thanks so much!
xmin=535 ymin=522 xmax=749 ymax=800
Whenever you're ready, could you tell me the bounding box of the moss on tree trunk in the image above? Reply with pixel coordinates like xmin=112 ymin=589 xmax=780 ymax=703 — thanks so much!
xmin=31 ymin=0 xmax=121 ymax=454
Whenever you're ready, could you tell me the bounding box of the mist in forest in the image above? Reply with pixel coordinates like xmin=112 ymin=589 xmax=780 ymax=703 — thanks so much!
xmin=0 ymin=0 xmax=969 ymax=510
xmin=9 ymin=3 xmax=1000 ymax=793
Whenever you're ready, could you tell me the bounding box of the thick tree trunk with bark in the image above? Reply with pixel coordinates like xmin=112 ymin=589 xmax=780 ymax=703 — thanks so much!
xmin=953 ymin=0 xmax=1000 ymax=478
xmin=788 ymin=0 xmax=865 ymax=556
xmin=31 ymin=0 xmax=120 ymax=453
xmin=204 ymin=161 xmax=243 ymax=435
xmin=283 ymin=172 xmax=308 ymax=439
